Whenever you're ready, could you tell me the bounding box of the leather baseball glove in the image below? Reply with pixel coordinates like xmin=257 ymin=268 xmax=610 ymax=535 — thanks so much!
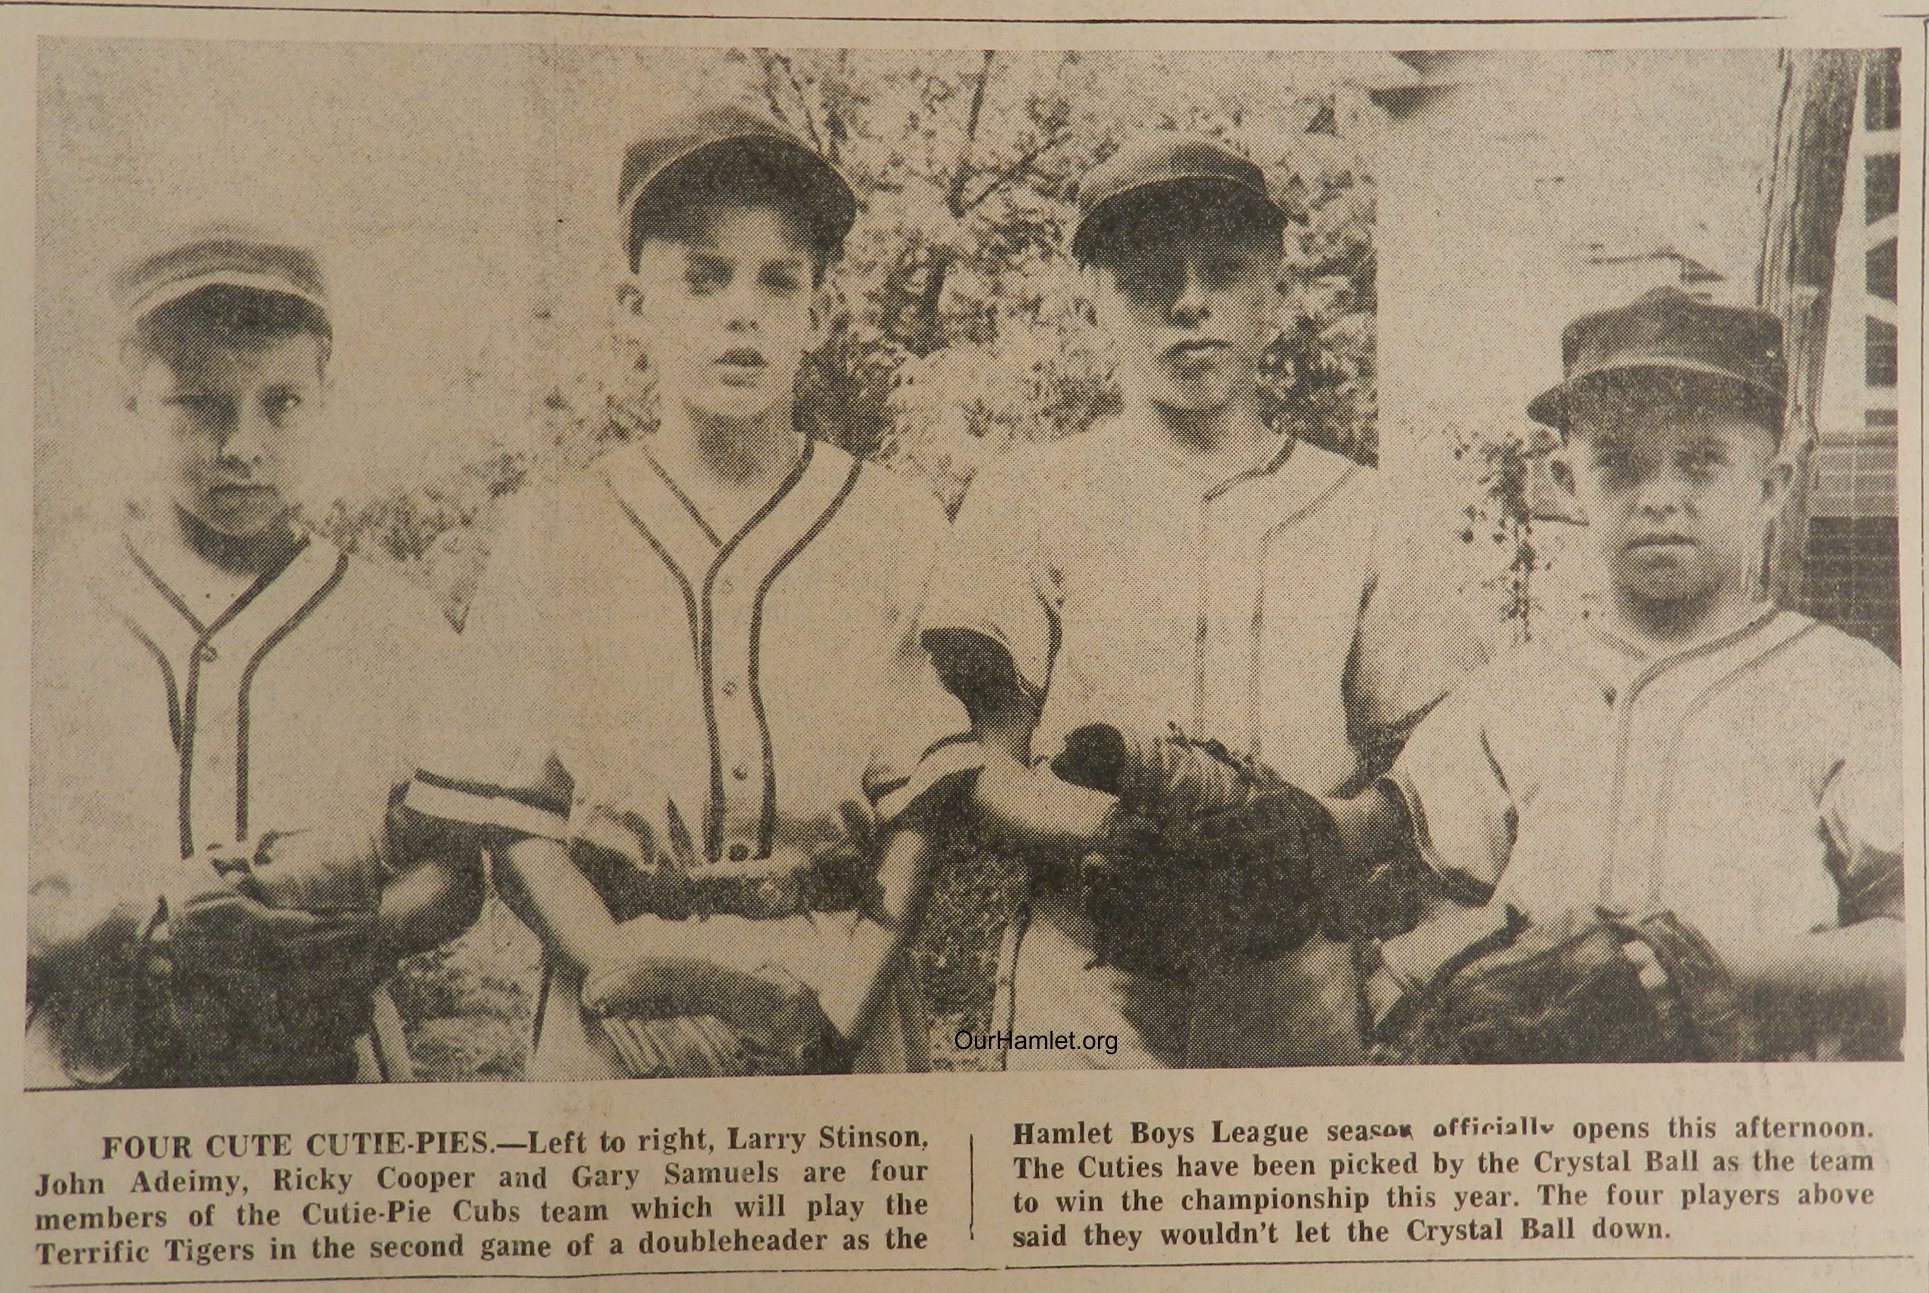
xmin=159 ymin=830 xmax=388 ymax=1069
xmin=1369 ymin=906 xmax=1754 ymax=1064
xmin=580 ymin=956 xmax=838 ymax=1078
xmin=1049 ymin=723 xmax=1340 ymax=979
xmin=566 ymin=788 xmax=870 ymax=1077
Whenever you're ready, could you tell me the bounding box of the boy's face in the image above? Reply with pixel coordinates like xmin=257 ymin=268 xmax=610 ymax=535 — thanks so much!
xmin=1558 ymin=381 xmax=1789 ymax=611
xmin=625 ymin=204 xmax=823 ymax=425
xmin=134 ymin=332 xmax=326 ymax=538
xmin=1086 ymin=221 xmax=1280 ymax=416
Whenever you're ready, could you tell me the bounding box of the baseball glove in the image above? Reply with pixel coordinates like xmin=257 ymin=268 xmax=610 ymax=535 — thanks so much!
xmin=172 ymin=829 xmax=385 ymax=982
xmin=581 ymin=956 xmax=838 ymax=1077
xmin=1049 ymin=723 xmax=1340 ymax=979
xmin=118 ymin=829 xmax=391 ymax=1084
xmin=567 ymin=787 xmax=879 ymax=1079
xmin=1369 ymin=907 xmax=1754 ymax=1064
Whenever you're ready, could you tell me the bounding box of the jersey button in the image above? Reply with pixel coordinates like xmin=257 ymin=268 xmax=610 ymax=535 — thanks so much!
xmin=727 ymin=843 xmax=751 ymax=862
xmin=721 ymin=680 xmax=739 ymax=697
xmin=197 ymin=643 xmax=218 ymax=664
xmin=732 ymin=764 xmax=750 ymax=782
xmin=719 ymin=577 xmax=736 ymax=596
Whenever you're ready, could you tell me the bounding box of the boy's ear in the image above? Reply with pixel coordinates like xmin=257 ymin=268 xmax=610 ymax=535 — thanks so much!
xmin=1078 ymin=261 xmax=1114 ymax=325
xmin=616 ymin=281 xmax=644 ymax=314
xmin=809 ymin=282 xmax=833 ymax=338
xmin=1548 ymin=452 xmax=1583 ymax=519
xmin=1760 ymin=454 xmax=1796 ymax=511
xmin=117 ymin=339 xmax=148 ymax=413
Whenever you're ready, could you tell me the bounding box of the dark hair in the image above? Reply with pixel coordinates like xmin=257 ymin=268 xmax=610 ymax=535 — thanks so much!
xmin=1078 ymin=184 xmax=1285 ymax=273
xmin=126 ymin=283 xmax=333 ymax=374
xmin=627 ymin=154 xmax=842 ymax=285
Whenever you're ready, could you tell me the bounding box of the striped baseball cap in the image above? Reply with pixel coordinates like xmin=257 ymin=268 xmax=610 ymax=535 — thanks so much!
xmin=114 ymin=227 xmax=329 ymax=328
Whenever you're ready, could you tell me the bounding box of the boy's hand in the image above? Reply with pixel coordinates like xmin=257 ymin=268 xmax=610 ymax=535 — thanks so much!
xmin=221 ymin=828 xmax=385 ymax=913
xmin=571 ymin=793 xmax=888 ymax=921
xmin=972 ymin=750 xmax=1118 ymax=845
xmin=163 ymin=832 xmax=384 ymax=981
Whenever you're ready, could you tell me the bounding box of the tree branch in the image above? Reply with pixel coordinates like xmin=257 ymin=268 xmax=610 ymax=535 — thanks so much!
xmin=957 ymin=131 xmax=1066 ymax=217
xmin=764 ymin=50 xmax=826 ymax=156
xmin=945 ymin=50 xmax=999 ymax=216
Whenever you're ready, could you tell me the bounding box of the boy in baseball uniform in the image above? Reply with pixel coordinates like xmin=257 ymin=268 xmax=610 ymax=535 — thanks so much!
xmin=1343 ymin=288 xmax=1904 ymax=1059
xmin=917 ymin=135 xmax=1483 ymax=1068
xmin=29 ymin=232 xmax=485 ymax=1088
xmin=406 ymin=107 xmax=966 ymax=1079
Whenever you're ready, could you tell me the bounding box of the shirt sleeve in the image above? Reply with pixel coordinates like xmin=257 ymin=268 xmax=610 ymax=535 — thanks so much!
xmin=26 ymin=583 xmax=181 ymax=994
xmin=1347 ymin=505 xmax=1491 ymax=746
xmin=917 ymin=447 xmax=1062 ymax=702
xmin=1379 ymin=669 xmax=1515 ymax=896
xmin=404 ymin=495 xmax=573 ymax=840
xmin=861 ymin=483 xmax=981 ymax=823
xmin=1819 ymin=649 xmax=1904 ymax=926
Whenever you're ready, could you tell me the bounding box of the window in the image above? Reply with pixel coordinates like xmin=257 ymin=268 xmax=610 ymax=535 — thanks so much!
xmin=1865 ymin=317 xmax=1897 ymax=388
xmin=1866 ymin=239 xmax=1897 ymax=302
xmin=1865 ymin=153 xmax=1899 ymax=222
xmin=1865 ymin=49 xmax=1901 ymax=132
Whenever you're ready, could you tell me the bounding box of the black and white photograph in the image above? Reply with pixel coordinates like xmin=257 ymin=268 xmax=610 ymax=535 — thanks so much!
xmin=24 ymin=37 xmax=1909 ymax=1094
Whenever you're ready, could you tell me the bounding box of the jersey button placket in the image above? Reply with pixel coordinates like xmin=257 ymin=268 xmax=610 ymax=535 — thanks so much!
xmin=187 ymin=637 xmax=238 ymax=852
xmin=708 ymin=546 xmax=763 ymax=857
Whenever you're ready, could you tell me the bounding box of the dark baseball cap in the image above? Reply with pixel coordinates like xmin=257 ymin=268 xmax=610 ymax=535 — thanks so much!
xmin=1070 ymin=134 xmax=1294 ymax=265
xmin=1528 ymin=287 xmax=1787 ymax=434
xmin=114 ymin=227 xmax=329 ymax=329
xmin=619 ymin=105 xmax=858 ymax=268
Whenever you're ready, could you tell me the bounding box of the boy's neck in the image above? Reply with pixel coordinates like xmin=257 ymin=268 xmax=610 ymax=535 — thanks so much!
xmin=1140 ymin=394 xmax=1280 ymax=481
xmin=654 ymin=400 xmax=805 ymax=490
xmin=1605 ymin=582 xmax=1772 ymax=656
xmin=126 ymin=503 xmax=303 ymax=611
xmin=169 ymin=505 xmax=303 ymax=579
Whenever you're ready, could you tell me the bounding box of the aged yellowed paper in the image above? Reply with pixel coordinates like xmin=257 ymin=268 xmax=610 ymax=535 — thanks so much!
xmin=3 ymin=3 xmax=1924 ymax=1289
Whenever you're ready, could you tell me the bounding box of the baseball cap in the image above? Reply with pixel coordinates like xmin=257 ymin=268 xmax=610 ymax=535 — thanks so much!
xmin=1070 ymin=134 xmax=1295 ymax=265
xmin=114 ymin=227 xmax=329 ymax=329
xmin=619 ymin=105 xmax=858 ymax=269
xmin=1528 ymin=287 xmax=1787 ymax=433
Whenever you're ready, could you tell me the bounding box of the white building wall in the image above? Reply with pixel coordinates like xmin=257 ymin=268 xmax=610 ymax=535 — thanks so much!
xmin=1372 ymin=51 xmax=1785 ymax=636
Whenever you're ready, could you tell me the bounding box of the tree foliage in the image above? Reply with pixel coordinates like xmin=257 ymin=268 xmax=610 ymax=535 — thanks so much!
xmin=318 ymin=49 xmax=1380 ymax=613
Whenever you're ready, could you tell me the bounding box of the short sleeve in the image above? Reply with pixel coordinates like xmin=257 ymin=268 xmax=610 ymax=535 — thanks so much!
xmin=1820 ymin=651 xmax=1904 ymax=926
xmin=404 ymin=496 xmax=572 ymax=840
xmin=859 ymin=481 xmax=980 ymax=822
xmin=1348 ymin=508 xmax=1490 ymax=741
xmin=1380 ymin=671 xmax=1515 ymax=894
xmin=918 ymin=447 xmax=1062 ymax=700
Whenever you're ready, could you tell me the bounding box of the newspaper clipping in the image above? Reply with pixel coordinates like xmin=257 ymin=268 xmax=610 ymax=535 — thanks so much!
xmin=5 ymin=2 xmax=1926 ymax=1289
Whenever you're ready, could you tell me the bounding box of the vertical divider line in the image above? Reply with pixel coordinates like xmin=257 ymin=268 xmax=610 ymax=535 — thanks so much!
xmin=968 ymin=1133 xmax=976 ymax=1241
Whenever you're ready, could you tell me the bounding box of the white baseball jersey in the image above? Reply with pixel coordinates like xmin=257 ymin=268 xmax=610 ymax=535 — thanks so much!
xmin=922 ymin=421 xmax=1485 ymax=1067
xmin=1386 ymin=608 xmax=1903 ymax=1007
xmin=406 ymin=437 xmax=965 ymax=1078
xmin=30 ymin=515 xmax=457 ymax=1087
